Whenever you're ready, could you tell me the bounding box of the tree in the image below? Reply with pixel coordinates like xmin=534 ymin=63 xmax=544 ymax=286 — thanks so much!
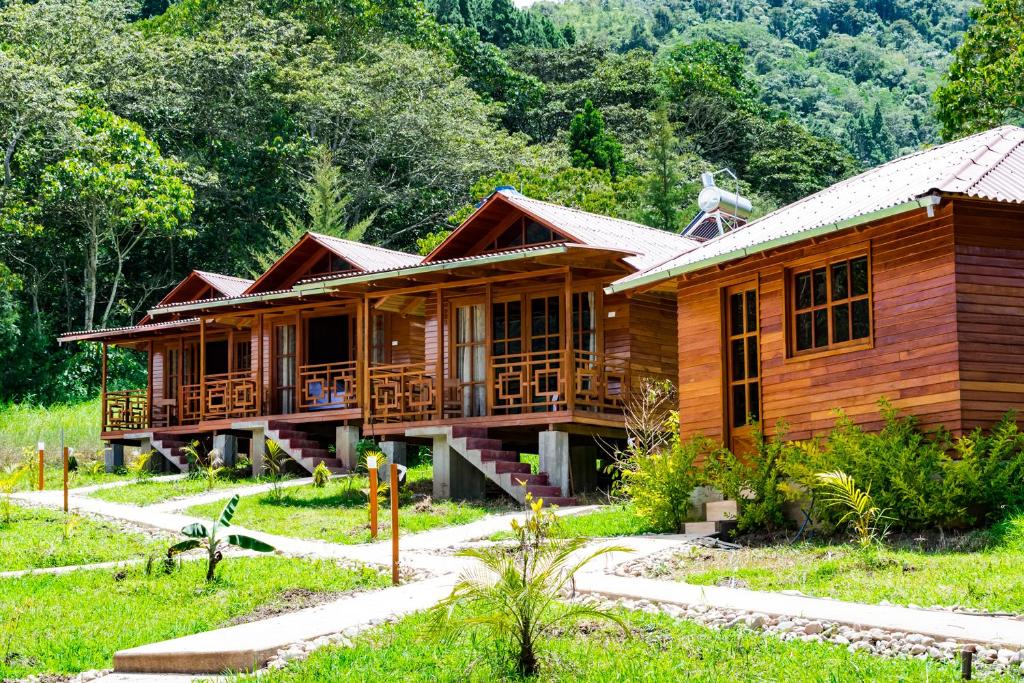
xmin=644 ymin=106 xmax=685 ymax=231
xmin=41 ymin=106 xmax=194 ymax=330
xmin=568 ymin=99 xmax=623 ymax=179
xmin=935 ymin=0 xmax=1024 ymax=137
xmin=251 ymin=146 xmax=372 ymax=273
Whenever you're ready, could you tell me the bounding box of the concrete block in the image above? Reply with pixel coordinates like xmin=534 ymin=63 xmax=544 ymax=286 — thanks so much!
xmin=335 ymin=426 xmax=360 ymax=470
xmin=250 ymin=427 xmax=265 ymax=477
xmin=380 ymin=440 xmax=407 ymax=466
xmin=684 ymin=520 xmax=738 ymax=537
xmin=213 ymin=434 xmax=238 ymax=468
xmin=705 ymin=500 xmax=738 ymax=522
xmin=538 ymin=430 xmax=570 ymax=497
xmin=105 ymin=444 xmax=125 ymax=473
xmin=432 ymin=436 xmax=485 ymax=500
xmin=689 ymin=485 xmax=725 ymax=520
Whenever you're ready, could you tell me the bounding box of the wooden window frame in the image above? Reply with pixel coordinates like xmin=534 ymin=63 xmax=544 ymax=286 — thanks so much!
xmin=785 ymin=247 xmax=874 ymax=360
xmin=722 ymin=281 xmax=762 ymax=439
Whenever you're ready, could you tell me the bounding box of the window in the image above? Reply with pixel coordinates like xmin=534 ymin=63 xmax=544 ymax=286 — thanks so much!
xmin=790 ymin=254 xmax=871 ymax=355
xmin=486 ymin=218 xmax=564 ymax=251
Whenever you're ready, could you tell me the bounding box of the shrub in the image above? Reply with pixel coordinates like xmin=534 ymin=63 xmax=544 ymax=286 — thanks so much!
xmin=616 ymin=414 xmax=711 ymax=533
xmin=312 ymin=461 xmax=331 ymax=488
xmin=167 ymin=494 xmax=275 ymax=581
xmin=950 ymin=413 xmax=1024 ymax=524
xmin=815 ymin=470 xmax=885 ymax=547
xmin=703 ymin=421 xmax=792 ymax=533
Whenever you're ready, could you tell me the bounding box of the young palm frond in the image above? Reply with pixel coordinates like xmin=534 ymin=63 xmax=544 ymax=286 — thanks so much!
xmin=431 ymin=497 xmax=631 ymax=676
xmin=167 ymin=493 xmax=275 ymax=581
xmin=815 ymin=470 xmax=884 ymax=547
xmin=263 ymin=439 xmax=290 ymax=501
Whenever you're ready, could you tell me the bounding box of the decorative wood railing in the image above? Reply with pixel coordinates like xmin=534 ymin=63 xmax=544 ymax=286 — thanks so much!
xmin=299 ymin=360 xmax=358 ymax=411
xmin=491 ymin=349 xmax=568 ymax=414
xmin=573 ymin=350 xmax=628 ymax=414
xmin=202 ymin=371 xmax=258 ymax=420
xmin=180 ymin=383 xmax=202 ymax=425
xmin=368 ymin=362 xmax=436 ymax=423
xmin=103 ymin=389 xmax=149 ymax=431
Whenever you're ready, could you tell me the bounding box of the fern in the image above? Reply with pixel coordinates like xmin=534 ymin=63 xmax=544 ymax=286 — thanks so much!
xmin=815 ymin=470 xmax=884 ymax=547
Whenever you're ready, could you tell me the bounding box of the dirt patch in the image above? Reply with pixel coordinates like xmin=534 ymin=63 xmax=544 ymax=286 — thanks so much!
xmin=224 ymin=588 xmax=355 ymax=626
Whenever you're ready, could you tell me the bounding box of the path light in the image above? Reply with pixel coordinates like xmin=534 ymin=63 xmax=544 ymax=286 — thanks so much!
xmin=37 ymin=442 xmax=45 ymax=491
xmin=62 ymin=446 xmax=70 ymax=513
xmin=367 ymin=454 xmax=378 ymax=539
xmin=390 ymin=463 xmax=400 ymax=585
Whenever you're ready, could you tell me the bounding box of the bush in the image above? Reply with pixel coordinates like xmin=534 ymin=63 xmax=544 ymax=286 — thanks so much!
xmin=950 ymin=412 xmax=1024 ymax=525
xmin=703 ymin=421 xmax=792 ymax=534
xmin=615 ymin=414 xmax=712 ymax=533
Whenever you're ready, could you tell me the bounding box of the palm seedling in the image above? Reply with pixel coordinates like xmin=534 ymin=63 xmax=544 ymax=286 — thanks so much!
xmin=431 ymin=495 xmax=631 ymax=676
xmin=126 ymin=450 xmax=155 ymax=482
xmin=263 ymin=438 xmax=289 ymax=501
xmin=198 ymin=462 xmax=225 ymax=491
xmin=167 ymin=494 xmax=274 ymax=581
xmin=815 ymin=470 xmax=886 ymax=547
xmin=312 ymin=461 xmax=331 ymax=488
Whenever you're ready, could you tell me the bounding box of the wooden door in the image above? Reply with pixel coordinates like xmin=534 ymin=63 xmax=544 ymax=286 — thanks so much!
xmin=724 ymin=282 xmax=760 ymax=454
xmin=273 ymin=322 xmax=297 ymax=414
xmin=528 ymin=293 xmax=563 ymax=410
xmin=453 ymin=302 xmax=486 ymax=417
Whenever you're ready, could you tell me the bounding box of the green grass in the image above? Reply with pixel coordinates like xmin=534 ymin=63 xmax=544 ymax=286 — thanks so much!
xmin=489 ymin=504 xmax=657 ymax=541
xmin=90 ymin=474 xmax=270 ymax=506
xmin=0 ymin=556 xmax=389 ymax=679
xmin=241 ymin=606 xmax=993 ymax=682
xmin=0 ymin=399 xmax=103 ymax=467
xmin=662 ymin=514 xmax=1024 ymax=615
xmin=0 ymin=505 xmax=165 ymax=572
xmin=185 ymin=464 xmax=501 ymax=544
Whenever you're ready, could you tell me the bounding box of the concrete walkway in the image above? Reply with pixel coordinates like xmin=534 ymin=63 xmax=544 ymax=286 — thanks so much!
xmin=145 ymin=476 xmax=314 ymax=512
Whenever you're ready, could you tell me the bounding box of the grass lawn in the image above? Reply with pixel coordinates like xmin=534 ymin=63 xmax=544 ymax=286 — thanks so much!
xmin=0 ymin=556 xmax=389 ymax=679
xmin=0 ymin=399 xmax=103 ymax=466
xmin=658 ymin=513 xmax=1024 ymax=615
xmin=185 ymin=464 xmax=503 ymax=544
xmin=90 ymin=474 xmax=271 ymax=506
xmin=37 ymin=466 xmax=127 ymax=491
xmin=488 ymin=504 xmax=658 ymax=541
xmin=242 ymin=607 xmax=993 ymax=682
xmin=0 ymin=505 xmax=164 ymax=572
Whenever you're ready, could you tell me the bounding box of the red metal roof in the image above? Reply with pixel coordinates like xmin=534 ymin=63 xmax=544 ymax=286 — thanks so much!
xmin=308 ymin=233 xmax=421 ymax=271
xmin=58 ymin=317 xmax=200 ymax=343
xmin=611 ymin=125 xmax=1024 ymax=292
xmin=193 ymin=271 xmax=253 ymax=298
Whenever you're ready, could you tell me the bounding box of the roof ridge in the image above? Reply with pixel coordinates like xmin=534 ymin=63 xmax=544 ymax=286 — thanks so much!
xmin=194 ymin=270 xmax=254 ymax=283
xmin=309 ymin=231 xmax=419 ymax=257
xmin=501 ymin=190 xmax=696 ymax=243
xmin=932 ymin=127 xmax=1024 ymax=194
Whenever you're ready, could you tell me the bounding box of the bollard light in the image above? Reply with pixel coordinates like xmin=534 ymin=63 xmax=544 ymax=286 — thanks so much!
xmin=37 ymin=441 xmax=45 ymax=451
xmin=366 ymin=455 xmax=378 ymax=470
xmin=367 ymin=455 xmax=379 ymax=539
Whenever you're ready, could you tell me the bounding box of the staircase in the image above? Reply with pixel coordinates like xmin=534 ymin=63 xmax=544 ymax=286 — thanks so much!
xmin=150 ymin=433 xmax=191 ymax=473
xmin=684 ymin=499 xmax=739 ymax=536
xmin=446 ymin=426 xmax=576 ymax=507
xmin=265 ymin=420 xmax=347 ymax=475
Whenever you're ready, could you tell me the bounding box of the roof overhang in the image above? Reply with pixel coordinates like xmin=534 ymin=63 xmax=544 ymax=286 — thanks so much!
xmin=147 ymin=289 xmax=300 ymax=316
xmin=58 ymin=318 xmax=201 ymax=344
xmin=605 ymin=195 xmax=943 ymax=295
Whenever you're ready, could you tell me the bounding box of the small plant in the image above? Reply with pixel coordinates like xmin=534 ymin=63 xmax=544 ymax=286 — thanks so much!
xmin=198 ymin=462 xmax=225 ymax=491
xmin=61 ymin=513 xmax=82 ymax=541
xmin=312 ymin=461 xmax=331 ymax=488
xmin=126 ymin=450 xmax=155 ymax=482
xmin=355 ymin=438 xmax=378 ymax=473
xmin=263 ymin=439 xmax=289 ymax=501
xmin=167 ymin=494 xmax=275 ymax=581
xmin=83 ymin=459 xmax=106 ymax=476
xmin=431 ymin=494 xmax=629 ymax=676
xmin=182 ymin=440 xmax=203 ymax=477
xmin=0 ymin=465 xmax=28 ymax=523
xmin=815 ymin=470 xmax=885 ymax=547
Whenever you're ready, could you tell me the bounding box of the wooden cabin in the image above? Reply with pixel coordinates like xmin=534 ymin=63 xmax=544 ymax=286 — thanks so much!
xmin=60 ymin=189 xmax=695 ymax=504
xmin=609 ymin=125 xmax=1024 ymax=452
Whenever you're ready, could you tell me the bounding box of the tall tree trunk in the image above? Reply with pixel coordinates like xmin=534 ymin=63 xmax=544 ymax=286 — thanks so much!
xmin=83 ymin=214 xmax=99 ymax=330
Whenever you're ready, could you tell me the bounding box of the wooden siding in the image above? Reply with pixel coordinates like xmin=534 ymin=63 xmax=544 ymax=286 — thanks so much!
xmin=954 ymin=200 xmax=1024 ymax=430
xmin=676 ymin=202 xmax=961 ymax=443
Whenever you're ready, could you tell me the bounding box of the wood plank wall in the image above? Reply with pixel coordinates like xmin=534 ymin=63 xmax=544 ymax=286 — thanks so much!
xmin=676 ymin=202 xmax=961 ymax=443
xmin=954 ymin=200 xmax=1024 ymax=430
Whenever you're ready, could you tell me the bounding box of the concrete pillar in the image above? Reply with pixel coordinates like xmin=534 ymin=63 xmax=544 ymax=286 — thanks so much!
xmin=335 ymin=425 xmax=360 ymax=470
xmin=213 ymin=434 xmax=238 ymax=468
xmin=432 ymin=436 xmax=485 ymax=500
xmin=250 ymin=427 xmax=265 ymax=477
xmin=539 ymin=430 xmax=570 ymax=497
xmin=380 ymin=440 xmax=407 ymax=466
xmin=569 ymin=444 xmax=599 ymax=494
xmin=104 ymin=444 xmax=125 ymax=473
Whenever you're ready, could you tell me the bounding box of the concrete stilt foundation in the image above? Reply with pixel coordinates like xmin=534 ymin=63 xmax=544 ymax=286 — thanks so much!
xmin=380 ymin=440 xmax=407 ymax=466
xmin=335 ymin=426 xmax=360 ymax=471
xmin=213 ymin=434 xmax=238 ymax=468
xmin=250 ymin=427 xmax=266 ymax=477
xmin=539 ymin=430 xmax=570 ymax=497
xmin=105 ymin=444 xmax=125 ymax=473
xmin=432 ymin=436 xmax=485 ymax=500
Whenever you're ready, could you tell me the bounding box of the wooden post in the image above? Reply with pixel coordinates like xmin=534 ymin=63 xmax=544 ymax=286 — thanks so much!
xmin=199 ymin=318 xmax=207 ymax=421
xmin=63 ymin=446 xmax=69 ymax=513
xmin=256 ymin=314 xmax=264 ymax=415
xmin=435 ymin=288 xmax=444 ymax=420
xmin=146 ymin=340 xmax=154 ymax=428
xmin=37 ymin=443 xmax=44 ymax=491
xmin=484 ymin=283 xmax=494 ymax=417
xmin=564 ymin=270 xmax=575 ymax=413
xmin=101 ymin=343 xmax=108 ymax=432
xmin=359 ymin=296 xmax=370 ymax=414
xmin=368 ymin=463 xmax=378 ymax=539
xmin=390 ymin=462 xmax=399 ymax=585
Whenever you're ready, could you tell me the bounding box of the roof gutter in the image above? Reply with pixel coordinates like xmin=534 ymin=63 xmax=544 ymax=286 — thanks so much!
xmin=604 ymin=195 xmax=942 ymax=295
xmin=147 ymin=289 xmax=299 ymax=316
xmin=295 ymin=245 xmax=574 ymax=295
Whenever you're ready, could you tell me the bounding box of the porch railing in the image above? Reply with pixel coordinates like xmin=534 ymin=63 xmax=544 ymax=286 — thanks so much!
xmin=368 ymin=362 xmax=437 ymax=423
xmin=202 ymin=371 xmax=258 ymax=420
xmin=103 ymin=389 xmax=149 ymax=431
xmin=492 ymin=349 xmax=567 ymax=414
xmin=299 ymin=360 xmax=359 ymax=411
xmin=573 ymin=350 xmax=629 ymax=414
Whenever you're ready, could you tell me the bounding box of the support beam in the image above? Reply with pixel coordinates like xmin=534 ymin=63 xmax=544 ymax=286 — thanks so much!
xmin=380 ymin=440 xmax=406 ymax=466
xmin=335 ymin=425 xmax=360 ymax=470
xmin=539 ymin=430 xmax=570 ymax=497
xmin=431 ymin=436 xmax=485 ymax=500
xmin=101 ymin=343 xmax=108 ymax=431
xmin=104 ymin=443 xmax=124 ymax=473
xmin=250 ymin=427 xmax=265 ymax=477
xmin=213 ymin=434 xmax=238 ymax=467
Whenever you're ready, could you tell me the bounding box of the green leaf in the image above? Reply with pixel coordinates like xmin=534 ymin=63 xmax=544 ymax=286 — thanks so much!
xmin=225 ymin=534 xmax=275 ymax=553
xmin=167 ymin=539 xmax=201 ymax=556
xmin=218 ymin=494 xmax=240 ymax=527
xmin=180 ymin=522 xmax=208 ymax=538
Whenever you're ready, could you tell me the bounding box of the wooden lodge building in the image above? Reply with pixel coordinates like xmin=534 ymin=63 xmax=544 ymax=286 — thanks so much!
xmin=61 ymin=125 xmax=1024 ymax=504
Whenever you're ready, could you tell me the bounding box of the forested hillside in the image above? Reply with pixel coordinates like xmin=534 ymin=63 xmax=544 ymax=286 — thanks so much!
xmin=0 ymin=0 xmax=1000 ymax=402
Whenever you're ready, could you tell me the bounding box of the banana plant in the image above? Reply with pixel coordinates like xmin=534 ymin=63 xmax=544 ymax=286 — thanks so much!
xmin=167 ymin=494 xmax=275 ymax=581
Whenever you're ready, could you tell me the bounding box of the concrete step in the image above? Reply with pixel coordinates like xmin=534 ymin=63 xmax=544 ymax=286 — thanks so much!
xmin=526 ymin=484 xmax=563 ymax=497
xmin=684 ymin=520 xmax=738 ymax=537
xmin=493 ymin=461 xmax=531 ymax=474
xmin=451 ymin=426 xmax=488 ymax=439
xmin=464 ymin=437 xmax=502 ymax=451
xmin=705 ymin=500 xmax=738 ymax=522
xmin=538 ymin=496 xmax=577 ymax=507
xmin=510 ymin=472 xmax=548 ymax=485
xmin=280 ymin=437 xmax=320 ymax=450
xmin=478 ymin=449 xmax=520 ymax=462
xmin=267 ymin=420 xmax=294 ymax=431
xmin=298 ymin=448 xmax=330 ymax=459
